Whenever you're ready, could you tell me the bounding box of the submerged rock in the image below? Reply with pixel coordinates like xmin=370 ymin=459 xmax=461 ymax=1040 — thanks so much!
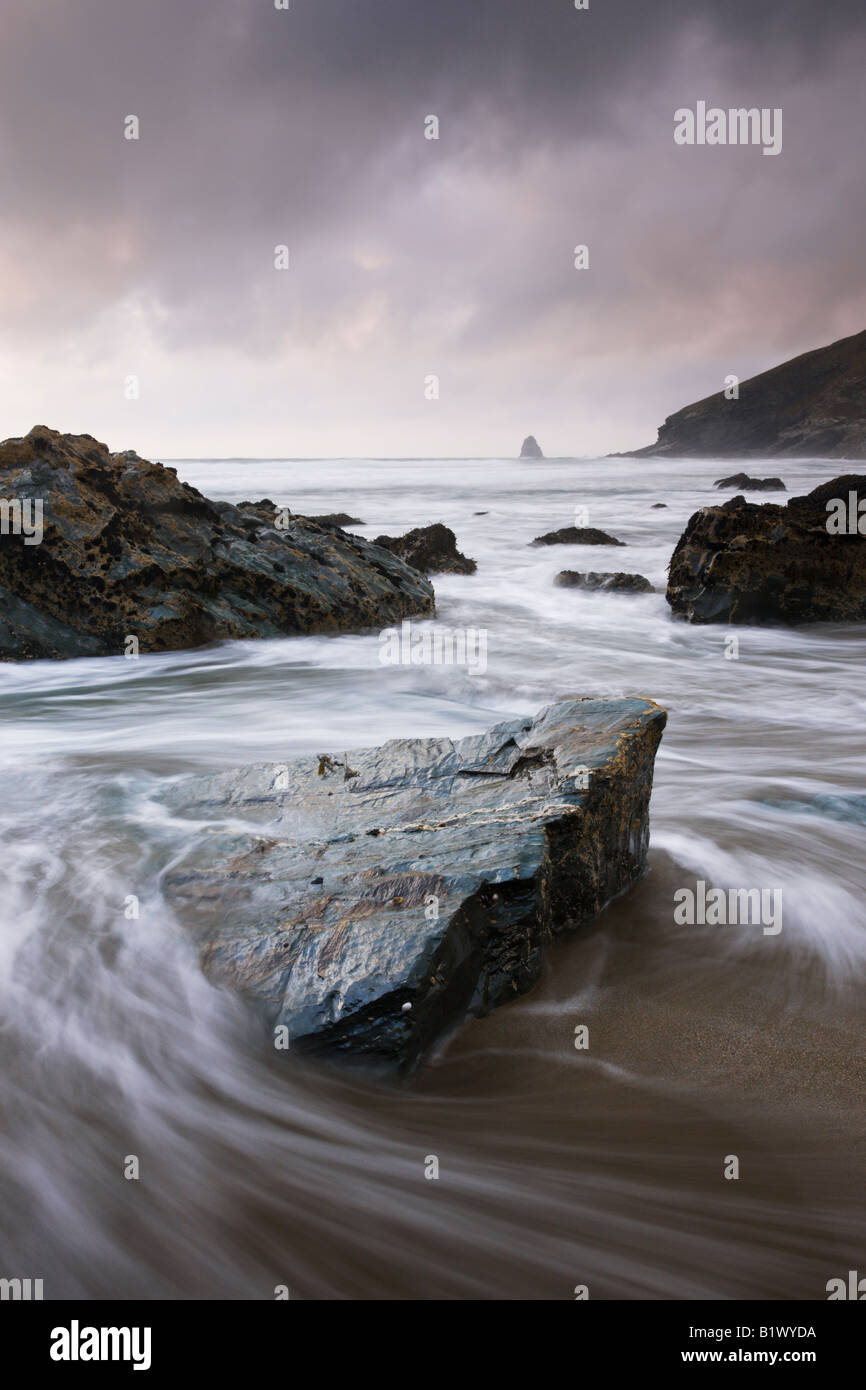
xmin=372 ymin=523 xmax=477 ymax=575
xmin=520 ymin=435 xmax=544 ymax=459
xmin=555 ymin=571 xmax=653 ymax=593
xmin=714 ymin=473 xmax=786 ymax=491
xmin=164 ymin=697 xmax=667 ymax=1079
xmin=0 ymin=427 xmax=433 ymax=661
xmin=666 ymin=475 xmax=866 ymax=624
xmin=308 ymin=513 xmax=365 ymax=529
xmin=761 ymin=792 xmax=866 ymax=827
xmin=532 ymin=526 xmax=625 ymax=547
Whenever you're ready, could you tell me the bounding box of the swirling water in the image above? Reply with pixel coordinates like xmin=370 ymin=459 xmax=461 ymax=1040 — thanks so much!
xmin=0 ymin=455 xmax=864 ymax=1300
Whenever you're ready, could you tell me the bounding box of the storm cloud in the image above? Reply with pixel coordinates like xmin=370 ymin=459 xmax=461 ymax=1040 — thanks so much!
xmin=0 ymin=0 xmax=864 ymax=456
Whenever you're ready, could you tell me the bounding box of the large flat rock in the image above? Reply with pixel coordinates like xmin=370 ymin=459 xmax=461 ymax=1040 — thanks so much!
xmin=163 ymin=697 xmax=667 ymax=1078
xmin=0 ymin=427 xmax=433 ymax=660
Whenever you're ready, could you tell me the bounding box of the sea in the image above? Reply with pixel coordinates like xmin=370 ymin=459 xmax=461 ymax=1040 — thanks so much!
xmin=0 ymin=453 xmax=863 ymax=1298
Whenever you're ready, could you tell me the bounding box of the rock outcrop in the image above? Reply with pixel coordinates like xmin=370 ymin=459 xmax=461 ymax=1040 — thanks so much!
xmin=0 ymin=427 xmax=433 ymax=661
xmin=164 ymin=697 xmax=667 ymax=1079
xmin=714 ymin=474 xmax=785 ymax=491
xmin=520 ymin=436 xmax=544 ymax=459
xmin=372 ymin=523 xmax=477 ymax=575
xmin=626 ymin=329 xmax=866 ymax=460
xmin=666 ymin=475 xmax=866 ymax=624
xmin=555 ymin=571 xmax=653 ymax=593
xmin=532 ymin=526 xmax=624 ymax=547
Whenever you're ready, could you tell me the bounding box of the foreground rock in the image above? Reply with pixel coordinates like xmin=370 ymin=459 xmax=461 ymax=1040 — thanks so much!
xmin=667 ymin=475 xmax=866 ymax=624
xmin=714 ymin=473 xmax=785 ymax=491
xmin=556 ymin=571 xmax=653 ymax=593
xmin=164 ymin=697 xmax=667 ymax=1078
xmin=532 ymin=526 xmax=624 ymax=547
xmin=520 ymin=435 xmax=544 ymax=459
xmin=0 ymin=428 xmax=433 ymax=661
xmin=372 ymin=523 xmax=477 ymax=575
xmin=624 ymin=329 xmax=866 ymax=459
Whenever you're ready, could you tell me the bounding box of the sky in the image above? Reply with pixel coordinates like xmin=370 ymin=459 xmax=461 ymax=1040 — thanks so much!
xmin=0 ymin=0 xmax=864 ymax=459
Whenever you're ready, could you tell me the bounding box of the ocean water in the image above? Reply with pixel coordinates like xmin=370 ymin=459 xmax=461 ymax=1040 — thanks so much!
xmin=0 ymin=454 xmax=863 ymax=1299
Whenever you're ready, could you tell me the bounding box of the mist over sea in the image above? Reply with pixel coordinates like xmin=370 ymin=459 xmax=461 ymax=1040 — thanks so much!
xmin=1 ymin=454 xmax=864 ymax=1298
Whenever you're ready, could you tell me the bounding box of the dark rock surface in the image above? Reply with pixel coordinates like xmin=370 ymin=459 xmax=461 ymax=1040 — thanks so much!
xmin=651 ymin=503 xmax=667 ymax=509
xmin=714 ymin=473 xmax=786 ymax=491
xmin=372 ymin=522 xmax=477 ymax=575
xmin=0 ymin=427 xmax=434 ymax=661
xmin=520 ymin=435 xmax=544 ymax=459
xmin=532 ymin=526 xmax=625 ymax=547
xmin=555 ymin=571 xmax=653 ymax=593
xmin=666 ymin=475 xmax=866 ymax=624
xmin=308 ymin=513 xmax=365 ymax=529
xmin=625 ymin=329 xmax=866 ymax=459
xmin=164 ymin=697 xmax=667 ymax=1079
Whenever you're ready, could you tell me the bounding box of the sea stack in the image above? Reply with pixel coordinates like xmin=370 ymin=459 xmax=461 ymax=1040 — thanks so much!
xmin=520 ymin=435 xmax=544 ymax=459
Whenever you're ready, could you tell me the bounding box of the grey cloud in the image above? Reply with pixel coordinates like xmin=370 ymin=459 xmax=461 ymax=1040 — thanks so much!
xmin=0 ymin=0 xmax=864 ymax=452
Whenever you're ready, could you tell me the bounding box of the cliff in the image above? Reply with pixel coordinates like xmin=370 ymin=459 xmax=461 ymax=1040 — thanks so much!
xmin=627 ymin=330 xmax=866 ymax=460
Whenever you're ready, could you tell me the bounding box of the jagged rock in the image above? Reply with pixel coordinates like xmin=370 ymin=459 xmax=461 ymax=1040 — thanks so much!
xmin=372 ymin=523 xmax=477 ymax=575
xmin=520 ymin=435 xmax=544 ymax=459
xmin=308 ymin=513 xmax=365 ymax=529
xmin=625 ymin=329 xmax=866 ymax=459
xmin=714 ymin=473 xmax=786 ymax=491
xmin=163 ymin=697 xmax=667 ymax=1078
xmin=0 ymin=427 xmax=433 ymax=661
xmin=555 ymin=571 xmax=653 ymax=593
xmin=666 ymin=475 xmax=866 ymax=624
xmin=532 ymin=526 xmax=625 ymax=547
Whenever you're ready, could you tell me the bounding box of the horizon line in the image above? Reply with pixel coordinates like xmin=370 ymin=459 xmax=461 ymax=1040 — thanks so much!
xmin=160 ymin=454 xmax=612 ymax=463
